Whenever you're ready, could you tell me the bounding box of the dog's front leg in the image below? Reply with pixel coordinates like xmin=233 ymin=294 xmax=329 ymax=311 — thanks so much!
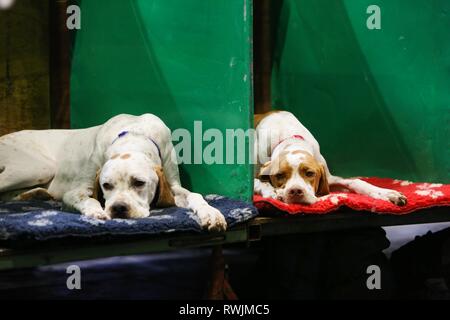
xmin=171 ymin=185 xmax=227 ymax=232
xmin=329 ymin=176 xmax=407 ymax=206
xmin=159 ymin=140 xmax=227 ymax=231
xmin=254 ymin=178 xmax=278 ymax=199
xmin=63 ymin=187 xmax=110 ymax=220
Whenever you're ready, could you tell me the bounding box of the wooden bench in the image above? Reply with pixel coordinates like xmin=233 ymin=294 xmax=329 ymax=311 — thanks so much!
xmin=1 ymin=206 xmax=449 ymax=299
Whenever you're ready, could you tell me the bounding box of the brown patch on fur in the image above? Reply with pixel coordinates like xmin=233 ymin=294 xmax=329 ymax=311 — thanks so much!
xmin=316 ymin=165 xmax=330 ymax=196
xmin=254 ymin=110 xmax=282 ymax=128
xmin=154 ymin=166 xmax=175 ymax=208
xmin=258 ymin=152 xmax=293 ymax=188
xmin=297 ymin=153 xmax=329 ymax=196
xmin=17 ymin=188 xmax=54 ymax=201
xmin=92 ymin=170 xmax=104 ymax=207
xmin=120 ymin=153 xmax=131 ymax=160
xmin=111 ymin=154 xmax=120 ymax=160
xmin=257 ymin=161 xmax=272 ymax=182
xmin=270 ymin=158 xmax=293 ymax=188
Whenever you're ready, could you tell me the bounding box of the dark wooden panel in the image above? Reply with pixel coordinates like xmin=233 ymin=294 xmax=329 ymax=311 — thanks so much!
xmin=49 ymin=0 xmax=71 ymax=129
xmin=253 ymin=0 xmax=272 ymax=114
xmin=0 ymin=0 xmax=50 ymax=136
xmin=250 ymin=207 xmax=450 ymax=237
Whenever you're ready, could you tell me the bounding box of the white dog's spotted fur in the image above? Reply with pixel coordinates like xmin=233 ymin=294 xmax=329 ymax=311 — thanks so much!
xmin=0 ymin=114 xmax=227 ymax=231
xmin=254 ymin=111 xmax=407 ymax=206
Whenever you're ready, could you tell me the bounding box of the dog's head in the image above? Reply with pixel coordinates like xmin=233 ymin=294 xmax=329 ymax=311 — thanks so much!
xmin=94 ymin=152 xmax=174 ymax=219
xmin=258 ymin=150 xmax=329 ymax=204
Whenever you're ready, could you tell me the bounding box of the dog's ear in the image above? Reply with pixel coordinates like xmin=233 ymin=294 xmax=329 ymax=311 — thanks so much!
xmin=316 ymin=165 xmax=330 ymax=196
xmin=257 ymin=161 xmax=272 ymax=183
xmin=154 ymin=166 xmax=175 ymax=208
xmin=92 ymin=170 xmax=105 ymax=206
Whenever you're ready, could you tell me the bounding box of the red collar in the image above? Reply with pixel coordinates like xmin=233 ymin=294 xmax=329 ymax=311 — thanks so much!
xmin=290 ymin=135 xmax=305 ymax=141
xmin=273 ymin=135 xmax=305 ymax=151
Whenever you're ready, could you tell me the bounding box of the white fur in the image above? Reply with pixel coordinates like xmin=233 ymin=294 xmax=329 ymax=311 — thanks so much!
xmin=285 ymin=151 xmax=306 ymax=168
xmin=254 ymin=179 xmax=278 ymax=199
xmin=0 ymin=114 xmax=227 ymax=231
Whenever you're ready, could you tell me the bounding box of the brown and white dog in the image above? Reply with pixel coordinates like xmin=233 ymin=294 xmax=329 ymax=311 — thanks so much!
xmin=0 ymin=114 xmax=227 ymax=231
xmin=254 ymin=110 xmax=407 ymax=206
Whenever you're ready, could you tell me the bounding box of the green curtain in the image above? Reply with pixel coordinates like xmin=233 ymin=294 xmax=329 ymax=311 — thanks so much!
xmin=71 ymin=0 xmax=253 ymax=200
xmin=272 ymin=0 xmax=449 ymax=183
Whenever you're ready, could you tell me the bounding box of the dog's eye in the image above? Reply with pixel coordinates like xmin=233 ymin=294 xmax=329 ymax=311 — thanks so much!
xmin=275 ymin=173 xmax=285 ymax=180
xmin=102 ymin=183 xmax=113 ymax=191
xmin=132 ymin=179 xmax=146 ymax=188
xmin=305 ymin=171 xmax=316 ymax=178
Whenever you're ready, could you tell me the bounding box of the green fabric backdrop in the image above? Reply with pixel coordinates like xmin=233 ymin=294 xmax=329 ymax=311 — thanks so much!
xmin=71 ymin=0 xmax=253 ymax=201
xmin=272 ymin=0 xmax=449 ymax=183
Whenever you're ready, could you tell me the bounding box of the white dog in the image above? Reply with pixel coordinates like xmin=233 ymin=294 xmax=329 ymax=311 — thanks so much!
xmin=0 ymin=114 xmax=227 ymax=231
xmin=254 ymin=110 xmax=407 ymax=206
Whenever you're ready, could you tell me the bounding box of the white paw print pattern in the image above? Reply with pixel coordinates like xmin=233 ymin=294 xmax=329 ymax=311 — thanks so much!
xmin=229 ymin=207 xmax=253 ymax=220
xmin=415 ymin=183 xmax=444 ymax=199
xmin=417 ymin=183 xmax=443 ymax=190
xmin=205 ymin=194 xmax=225 ymax=201
xmin=114 ymin=219 xmax=137 ymax=225
xmin=415 ymin=190 xmax=444 ymax=199
xmin=393 ymin=179 xmax=413 ymax=186
xmin=329 ymin=193 xmax=348 ymax=205
xmin=36 ymin=211 xmax=59 ymax=218
xmin=319 ymin=193 xmax=348 ymax=205
xmin=148 ymin=214 xmax=172 ymax=220
xmin=80 ymin=215 xmax=106 ymax=226
xmin=28 ymin=219 xmax=53 ymax=227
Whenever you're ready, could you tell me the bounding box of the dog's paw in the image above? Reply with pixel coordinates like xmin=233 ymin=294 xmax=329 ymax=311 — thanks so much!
xmin=371 ymin=189 xmax=408 ymax=206
xmin=258 ymin=187 xmax=283 ymax=201
xmin=275 ymin=189 xmax=286 ymax=202
xmin=254 ymin=179 xmax=278 ymax=199
xmin=387 ymin=191 xmax=407 ymax=206
xmin=195 ymin=206 xmax=227 ymax=232
xmin=84 ymin=209 xmax=111 ymax=220
xmin=261 ymin=189 xmax=277 ymax=199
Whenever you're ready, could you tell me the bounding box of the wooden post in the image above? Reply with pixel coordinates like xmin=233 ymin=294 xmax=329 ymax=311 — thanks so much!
xmin=206 ymin=245 xmax=238 ymax=300
xmin=49 ymin=0 xmax=71 ymax=129
xmin=207 ymin=245 xmax=226 ymax=299
xmin=253 ymin=0 xmax=272 ymax=114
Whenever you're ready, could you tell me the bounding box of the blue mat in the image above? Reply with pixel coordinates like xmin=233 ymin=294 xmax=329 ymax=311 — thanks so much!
xmin=0 ymin=195 xmax=257 ymax=241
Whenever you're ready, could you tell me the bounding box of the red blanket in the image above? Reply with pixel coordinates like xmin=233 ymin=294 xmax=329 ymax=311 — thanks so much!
xmin=253 ymin=178 xmax=450 ymax=215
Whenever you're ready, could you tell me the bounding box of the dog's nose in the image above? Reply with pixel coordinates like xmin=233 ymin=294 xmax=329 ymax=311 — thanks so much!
xmin=288 ymin=188 xmax=304 ymax=197
xmin=111 ymin=202 xmax=130 ymax=219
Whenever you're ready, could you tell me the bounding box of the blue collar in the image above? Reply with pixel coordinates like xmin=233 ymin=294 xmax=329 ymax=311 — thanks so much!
xmin=112 ymin=131 xmax=162 ymax=159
